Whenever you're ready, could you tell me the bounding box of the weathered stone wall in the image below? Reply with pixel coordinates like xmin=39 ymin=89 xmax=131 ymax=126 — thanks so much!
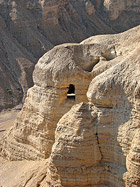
xmin=1 ymin=44 xmax=94 ymax=160
xmin=44 ymin=27 xmax=140 ymax=186
xmin=1 ymin=26 xmax=140 ymax=186
xmin=1 ymin=0 xmax=140 ymax=110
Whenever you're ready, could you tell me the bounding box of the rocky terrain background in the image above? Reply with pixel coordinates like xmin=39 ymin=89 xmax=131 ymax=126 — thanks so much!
xmin=0 ymin=25 xmax=140 ymax=186
xmin=1 ymin=0 xmax=140 ymax=110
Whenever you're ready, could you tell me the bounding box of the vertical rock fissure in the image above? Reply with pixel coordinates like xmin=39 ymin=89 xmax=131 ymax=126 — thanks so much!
xmin=36 ymin=174 xmax=47 ymax=187
xmin=95 ymin=128 xmax=103 ymax=161
xmin=23 ymin=173 xmax=34 ymax=187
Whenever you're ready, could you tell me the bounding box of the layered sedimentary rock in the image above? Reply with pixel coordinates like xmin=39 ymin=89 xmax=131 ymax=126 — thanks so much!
xmin=44 ymin=27 xmax=140 ymax=186
xmin=126 ymin=130 xmax=140 ymax=186
xmin=45 ymin=103 xmax=125 ymax=186
xmin=1 ymin=43 xmax=95 ymax=160
xmin=1 ymin=26 xmax=140 ymax=186
xmin=1 ymin=0 xmax=140 ymax=110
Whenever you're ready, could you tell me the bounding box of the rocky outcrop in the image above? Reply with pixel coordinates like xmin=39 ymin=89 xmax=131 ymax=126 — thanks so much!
xmin=1 ymin=0 xmax=140 ymax=110
xmin=1 ymin=43 xmax=94 ymax=160
xmin=43 ymin=27 xmax=140 ymax=186
xmin=104 ymin=0 xmax=140 ymax=23
xmin=104 ymin=0 xmax=140 ymax=32
xmin=1 ymin=25 xmax=140 ymax=186
xmin=45 ymin=103 xmax=125 ymax=186
xmin=126 ymin=130 xmax=140 ymax=186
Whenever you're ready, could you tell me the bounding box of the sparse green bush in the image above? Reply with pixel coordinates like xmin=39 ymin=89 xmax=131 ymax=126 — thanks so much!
xmin=7 ymin=89 xmax=12 ymax=95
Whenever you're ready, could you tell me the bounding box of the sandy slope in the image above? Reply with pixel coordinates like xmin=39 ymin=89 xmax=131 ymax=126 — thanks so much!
xmin=0 ymin=106 xmax=48 ymax=187
xmin=0 ymin=105 xmax=22 ymax=138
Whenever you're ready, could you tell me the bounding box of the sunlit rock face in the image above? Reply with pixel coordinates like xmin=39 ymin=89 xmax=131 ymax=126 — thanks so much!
xmin=46 ymin=103 xmax=102 ymax=186
xmin=1 ymin=0 xmax=140 ymax=110
xmin=1 ymin=26 xmax=140 ymax=186
xmin=1 ymin=44 xmax=94 ymax=160
xmin=0 ymin=0 xmax=108 ymax=110
xmin=43 ymin=26 xmax=140 ymax=186
xmin=126 ymin=130 xmax=140 ymax=186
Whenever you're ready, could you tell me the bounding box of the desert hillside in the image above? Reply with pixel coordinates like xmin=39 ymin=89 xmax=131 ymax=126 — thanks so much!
xmin=1 ymin=0 xmax=140 ymax=110
xmin=0 ymin=25 xmax=140 ymax=186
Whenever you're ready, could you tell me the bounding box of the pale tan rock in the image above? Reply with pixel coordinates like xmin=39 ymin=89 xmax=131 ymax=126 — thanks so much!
xmin=1 ymin=43 xmax=95 ymax=160
xmin=1 ymin=0 xmax=140 ymax=110
xmin=43 ymin=26 xmax=140 ymax=186
xmin=1 ymin=25 xmax=140 ymax=186
xmin=0 ymin=0 xmax=111 ymax=110
xmin=45 ymin=103 xmax=124 ymax=186
xmin=125 ymin=130 xmax=140 ymax=186
xmin=0 ymin=157 xmax=48 ymax=187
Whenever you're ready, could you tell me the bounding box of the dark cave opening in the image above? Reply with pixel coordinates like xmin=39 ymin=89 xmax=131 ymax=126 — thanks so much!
xmin=67 ymin=84 xmax=75 ymax=100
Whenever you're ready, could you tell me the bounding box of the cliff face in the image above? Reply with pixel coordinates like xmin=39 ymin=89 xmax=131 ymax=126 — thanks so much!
xmin=1 ymin=25 xmax=140 ymax=186
xmin=44 ymin=27 xmax=140 ymax=187
xmin=104 ymin=0 xmax=140 ymax=31
xmin=1 ymin=0 xmax=140 ymax=110
xmin=1 ymin=44 xmax=94 ymax=160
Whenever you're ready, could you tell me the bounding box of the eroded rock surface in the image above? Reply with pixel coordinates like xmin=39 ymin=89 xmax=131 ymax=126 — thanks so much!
xmin=44 ymin=27 xmax=140 ymax=186
xmin=1 ymin=0 xmax=140 ymax=110
xmin=1 ymin=26 xmax=140 ymax=186
xmin=45 ymin=103 xmax=125 ymax=186
xmin=1 ymin=44 xmax=94 ymax=160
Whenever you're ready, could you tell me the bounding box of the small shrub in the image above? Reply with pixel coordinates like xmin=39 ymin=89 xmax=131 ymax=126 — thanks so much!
xmin=7 ymin=89 xmax=12 ymax=95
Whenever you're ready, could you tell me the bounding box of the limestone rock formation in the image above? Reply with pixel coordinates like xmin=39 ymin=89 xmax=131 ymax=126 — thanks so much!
xmin=126 ymin=130 xmax=140 ymax=186
xmin=1 ymin=0 xmax=140 ymax=110
xmin=1 ymin=25 xmax=140 ymax=186
xmin=1 ymin=43 xmax=94 ymax=160
xmin=44 ymin=26 xmax=140 ymax=186
xmin=45 ymin=103 xmax=125 ymax=186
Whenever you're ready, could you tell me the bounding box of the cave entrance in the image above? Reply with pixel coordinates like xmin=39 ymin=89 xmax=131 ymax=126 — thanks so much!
xmin=67 ymin=84 xmax=75 ymax=100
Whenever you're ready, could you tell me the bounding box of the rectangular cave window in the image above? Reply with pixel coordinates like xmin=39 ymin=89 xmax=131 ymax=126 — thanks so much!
xmin=67 ymin=84 xmax=75 ymax=100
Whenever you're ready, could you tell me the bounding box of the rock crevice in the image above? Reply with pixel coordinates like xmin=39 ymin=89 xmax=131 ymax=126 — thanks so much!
xmin=1 ymin=25 xmax=140 ymax=186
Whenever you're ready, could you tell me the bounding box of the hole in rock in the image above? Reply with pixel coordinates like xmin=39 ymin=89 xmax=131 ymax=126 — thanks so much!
xmin=67 ymin=84 xmax=75 ymax=100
